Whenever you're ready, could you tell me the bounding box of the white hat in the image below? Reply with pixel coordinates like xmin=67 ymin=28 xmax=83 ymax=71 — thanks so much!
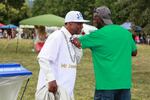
xmin=65 ymin=11 xmax=89 ymax=23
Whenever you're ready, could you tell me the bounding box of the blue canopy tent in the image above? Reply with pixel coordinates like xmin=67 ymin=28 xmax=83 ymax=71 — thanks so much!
xmin=135 ymin=26 xmax=142 ymax=32
xmin=0 ymin=24 xmax=17 ymax=29
xmin=0 ymin=24 xmax=18 ymax=52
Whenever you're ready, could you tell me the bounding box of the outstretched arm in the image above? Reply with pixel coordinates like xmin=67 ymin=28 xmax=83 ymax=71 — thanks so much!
xmin=70 ymin=37 xmax=81 ymax=48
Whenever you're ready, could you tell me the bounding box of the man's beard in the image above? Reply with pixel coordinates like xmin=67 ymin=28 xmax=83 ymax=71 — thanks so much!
xmin=97 ymin=22 xmax=104 ymax=29
xmin=73 ymin=29 xmax=80 ymax=35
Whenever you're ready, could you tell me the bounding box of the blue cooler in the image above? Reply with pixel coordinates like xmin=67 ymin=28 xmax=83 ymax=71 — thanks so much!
xmin=0 ymin=63 xmax=32 ymax=100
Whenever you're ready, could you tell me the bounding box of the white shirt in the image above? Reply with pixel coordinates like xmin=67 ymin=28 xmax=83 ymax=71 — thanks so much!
xmin=36 ymin=27 xmax=82 ymax=96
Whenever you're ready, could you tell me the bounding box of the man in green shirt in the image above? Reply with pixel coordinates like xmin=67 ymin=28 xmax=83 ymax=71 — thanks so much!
xmin=71 ymin=6 xmax=137 ymax=100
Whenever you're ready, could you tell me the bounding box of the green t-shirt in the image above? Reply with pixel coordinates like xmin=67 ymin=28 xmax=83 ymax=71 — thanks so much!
xmin=79 ymin=24 xmax=137 ymax=90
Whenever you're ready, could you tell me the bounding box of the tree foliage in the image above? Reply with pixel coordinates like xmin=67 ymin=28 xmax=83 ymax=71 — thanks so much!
xmin=95 ymin=0 xmax=150 ymax=33
xmin=0 ymin=0 xmax=31 ymax=25
xmin=32 ymin=0 xmax=95 ymax=23
xmin=1 ymin=0 xmax=149 ymax=32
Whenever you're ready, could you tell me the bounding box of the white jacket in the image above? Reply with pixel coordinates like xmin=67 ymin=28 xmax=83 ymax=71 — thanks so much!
xmin=36 ymin=27 xmax=82 ymax=97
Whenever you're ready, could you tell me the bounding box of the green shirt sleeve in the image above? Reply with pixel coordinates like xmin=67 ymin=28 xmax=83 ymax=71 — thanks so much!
xmin=78 ymin=31 xmax=102 ymax=49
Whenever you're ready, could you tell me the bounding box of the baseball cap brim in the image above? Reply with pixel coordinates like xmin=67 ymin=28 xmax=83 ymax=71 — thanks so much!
xmin=102 ymin=18 xmax=113 ymax=25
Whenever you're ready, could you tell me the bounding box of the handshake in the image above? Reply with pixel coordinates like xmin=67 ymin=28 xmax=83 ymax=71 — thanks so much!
xmin=70 ymin=37 xmax=81 ymax=49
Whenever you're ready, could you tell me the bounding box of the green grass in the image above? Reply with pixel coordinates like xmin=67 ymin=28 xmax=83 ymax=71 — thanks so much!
xmin=0 ymin=39 xmax=150 ymax=100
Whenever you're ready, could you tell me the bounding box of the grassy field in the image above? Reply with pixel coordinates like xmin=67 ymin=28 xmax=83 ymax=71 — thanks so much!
xmin=0 ymin=39 xmax=150 ymax=100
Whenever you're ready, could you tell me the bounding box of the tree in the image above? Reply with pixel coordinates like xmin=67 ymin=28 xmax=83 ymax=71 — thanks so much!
xmin=32 ymin=0 xmax=95 ymax=23
xmin=0 ymin=3 xmax=7 ymax=22
xmin=7 ymin=0 xmax=25 ymax=8
xmin=112 ymin=0 xmax=150 ymax=33
xmin=94 ymin=0 xmax=150 ymax=33
xmin=0 ymin=0 xmax=31 ymax=25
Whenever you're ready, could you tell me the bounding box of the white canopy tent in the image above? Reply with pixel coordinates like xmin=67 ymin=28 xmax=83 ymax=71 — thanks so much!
xmin=121 ymin=22 xmax=132 ymax=30
xmin=82 ymin=24 xmax=97 ymax=34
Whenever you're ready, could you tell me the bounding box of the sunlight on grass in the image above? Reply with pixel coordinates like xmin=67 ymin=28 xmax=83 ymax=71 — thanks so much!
xmin=0 ymin=39 xmax=150 ymax=100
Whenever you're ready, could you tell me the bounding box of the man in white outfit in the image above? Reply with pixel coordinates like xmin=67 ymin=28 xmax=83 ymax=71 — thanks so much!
xmin=36 ymin=11 xmax=89 ymax=100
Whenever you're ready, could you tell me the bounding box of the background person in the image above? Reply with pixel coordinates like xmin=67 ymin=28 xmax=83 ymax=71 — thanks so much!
xmin=71 ymin=6 xmax=137 ymax=100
